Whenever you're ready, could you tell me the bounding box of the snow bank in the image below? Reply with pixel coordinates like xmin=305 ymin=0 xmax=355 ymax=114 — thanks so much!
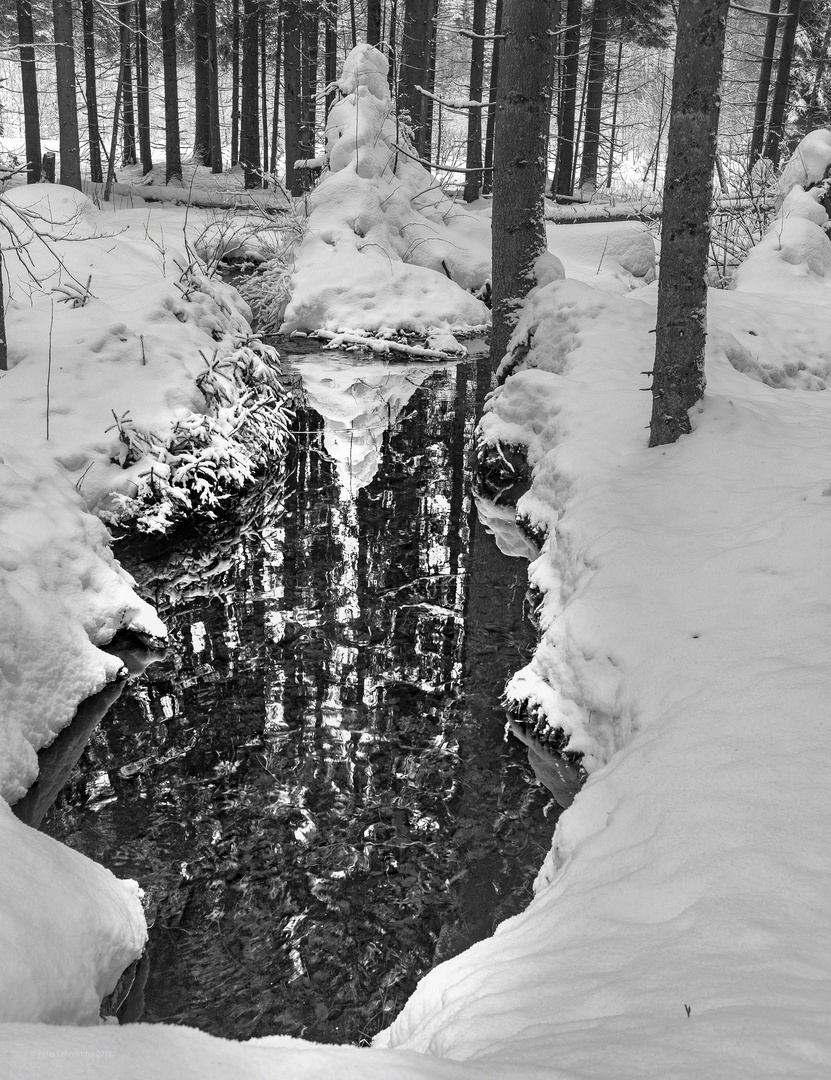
xmin=0 ymin=442 xmax=166 ymax=803
xmin=0 ymin=801 xmax=146 ymax=1025
xmin=281 ymin=45 xmax=490 ymax=336
xmin=0 ymin=184 xmax=290 ymax=528
xmin=372 ymin=275 xmax=831 ymax=1075
xmin=545 ymin=219 xmax=656 ymax=292
xmin=777 ymin=126 xmax=831 ymax=198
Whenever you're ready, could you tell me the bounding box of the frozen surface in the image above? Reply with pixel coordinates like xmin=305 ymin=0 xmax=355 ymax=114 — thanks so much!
xmin=281 ymin=45 xmax=490 ymax=335
xmin=0 ymin=801 xmax=146 ymax=1025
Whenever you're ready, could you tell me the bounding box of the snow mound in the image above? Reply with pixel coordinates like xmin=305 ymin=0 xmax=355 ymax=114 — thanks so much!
xmin=778 ymin=127 xmax=831 ymax=198
xmin=0 ymin=185 xmax=290 ymax=526
xmin=544 ymin=219 xmax=656 ymax=292
xmin=0 ymin=801 xmax=146 ymax=1025
xmin=0 ymin=443 xmax=166 ymax=804
xmin=281 ymin=45 xmax=490 ymax=336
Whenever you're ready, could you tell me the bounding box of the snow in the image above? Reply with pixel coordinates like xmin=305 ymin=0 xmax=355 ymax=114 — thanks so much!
xmin=0 ymin=443 xmax=166 ymax=804
xmin=281 ymin=45 xmax=491 ymax=336
xmin=777 ymin=127 xmax=831 ymax=197
xmin=0 ymin=800 xmax=146 ymax=1025
xmin=0 ymin=184 xmax=289 ymax=527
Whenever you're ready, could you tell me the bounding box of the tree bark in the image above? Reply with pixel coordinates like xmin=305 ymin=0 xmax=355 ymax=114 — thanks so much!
xmin=605 ymin=37 xmax=622 ymax=188
xmin=301 ymin=4 xmax=320 ymax=173
xmin=552 ymin=0 xmax=580 ymax=196
xmin=231 ymin=0 xmax=241 ymax=165
xmin=136 ymin=0 xmax=153 ymax=174
xmin=271 ymin=15 xmax=282 ymax=175
xmin=261 ymin=4 xmax=269 ymax=172
xmin=650 ymin=0 xmax=728 ymax=448
xmin=491 ymin=0 xmax=555 ymax=372
xmin=367 ymin=0 xmax=382 ymax=44
xmin=482 ymin=0 xmax=502 ymax=195
xmin=208 ymin=0 xmax=223 ymax=172
xmin=53 ymin=0 xmax=82 ymax=188
xmin=578 ymin=0 xmax=609 ymax=193
xmin=160 ymin=0 xmax=182 ymax=182
xmin=81 ymin=0 xmax=102 ymax=183
xmin=398 ymin=0 xmax=436 ymax=158
xmin=325 ymin=0 xmax=339 ymax=114
xmin=284 ymin=1 xmax=304 ymax=194
xmin=749 ymin=0 xmax=781 ymax=169
xmin=764 ymin=0 xmax=801 ymax=167
xmin=463 ymin=0 xmax=486 ymax=201
xmin=241 ymin=0 xmax=262 ymax=187
xmin=120 ymin=1 xmax=137 ymax=166
xmin=194 ymin=0 xmax=212 ymax=165
xmin=16 ymin=0 xmax=41 ymax=184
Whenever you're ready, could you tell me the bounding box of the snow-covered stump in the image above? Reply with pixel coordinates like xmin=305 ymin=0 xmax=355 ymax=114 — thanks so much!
xmin=280 ymin=45 xmax=490 ymax=346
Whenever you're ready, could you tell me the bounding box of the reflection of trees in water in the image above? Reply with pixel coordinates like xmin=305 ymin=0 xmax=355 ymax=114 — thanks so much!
xmin=45 ymin=358 xmax=562 ymax=1045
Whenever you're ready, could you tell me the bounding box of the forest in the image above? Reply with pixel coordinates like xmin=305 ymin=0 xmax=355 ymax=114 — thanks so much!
xmin=2 ymin=2 xmax=831 ymax=1079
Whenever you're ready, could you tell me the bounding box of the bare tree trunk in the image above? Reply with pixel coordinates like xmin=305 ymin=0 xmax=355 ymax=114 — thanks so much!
xmin=421 ymin=0 xmax=438 ymax=161
xmin=491 ymin=0 xmax=555 ymax=371
xmin=231 ymin=0 xmax=241 ymax=165
xmin=606 ymin=36 xmax=622 ymax=188
xmin=650 ymin=0 xmax=728 ymax=448
xmin=160 ymin=0 xmax=182 ymax=182
xmin=120 ymin=1 xmax=137 ymax=166
xmin=81 ymin=0 xmax=102 ymax=183
xmin=208 ymin=0 xmax=223 ymax=172
xmin=16 ymin=0 xmax=41 ymax=184
xmin=482 ymin=0 xmax=502 ymax=195
xmin=463 ymin=0 xmax=486 ymax=201
xmin=194 ymin=0 xmax=212 ymax=164
xmin=749 ymin=0 xmax=780 ymax=169
xmin=284 ymin=1 xmax=303 ymax=193
xmin=552 ymin=0 xmax=580 ymax=196
xmin=271 ymin=15 xmax=282 ymax=175
xmin=578 ymin=0 xmax=609 ymax=193
xmin=136 ymin=0 xmax=152 ymax=174
xmin=241 ymin=0 xmax=261 ymax=186
xmin=53 ymin=0 xmax=82 ymax=188
xmin=399 ymin=0 xmax=435 ymax=157
xmin=764 ymin=0 xmax=801 ymax=167
xmin=261 ymin=4 xmax=269 ymax=171
xmin=387 ymin=0 xmax=397 ymax=89
xmin=104 ymin=53 xmax=125 ymax=198
xmin=325 ymin=0 xmax=339 ymax=113
xmin=301 ymin=4 xmax=319 ymax=173
xmin=0 ymin=255 xmax=7 ymax=372
xmin=368 ymin=0 xmax=382 ymax=43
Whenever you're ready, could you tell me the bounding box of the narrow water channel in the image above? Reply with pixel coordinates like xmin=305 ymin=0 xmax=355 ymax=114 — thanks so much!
xmin=41 ymin=348 xmax=569 ymax=1044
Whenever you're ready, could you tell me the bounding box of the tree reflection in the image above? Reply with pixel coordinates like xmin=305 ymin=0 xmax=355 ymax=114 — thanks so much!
xmin=45 ymin=352 xmax=569 ymax=1044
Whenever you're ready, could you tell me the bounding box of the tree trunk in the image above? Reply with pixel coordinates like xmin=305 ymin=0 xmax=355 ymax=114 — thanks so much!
xmin=194 ymin=0 xmax=212 ymax=165
xmin=325 ymin=0 xmax=339 ymax=114
xmin=605 ymin=36 xmax=622 ymax=188
xmin=650 ymin=0 xmax=728 ymax=448
xmin=387 ymin=0 xmax=397 ymax=89
xmin=120 ymin=2 xmax=137 ymax=166
xmin=764 ymin=0 xmax=801 ymax=167
xmin=552 ymin=0 xmax=580 ymax=196
xmin=578 ymin=0 xmax=609 ymax=193
xmin=271 ymin=15 xmax=282 ymax=175
xmin=398 ymin=0 xmax=435 ymax=157
xmin=207 ymin=0 xmax=223 ymax=172
xmin=81 ymin=0 xmax=102 ymax=183
xmin=491 ymin=0 xmax=555 ymax=372
xmin=482 ymin=0 xmax=502 ymax=195
xmin=749 ymin=0 xmax=780 ymax=169
xmin=301 ymin=4 xmax=319 ymax=171
xmin=136 ymin=0 xmax=152 ymax=174
xmin=284 ymin=2 xmax=304 ymax=194
xmin=231 ymin=0 xmax=241 ymax=165
xmin=16 ymin=0 xmax=41 ymax=184
xmin=160 ymin=0 xmax=182 ymax=182
xmin=240 ymin=0 xmax=261 ymax=187
xmin=368 ymin=0 xmax=382 ymax=44
xmin=0 ymin=255 xmax=7 ymax=372
xmin=261 ymin=4 xmax=269 ymax=171
xmin=463 ymin=0 xmax=486 ymax=201
xmin=421 ymin=0 xmax=438 ymax=161
xmin=53 ymin=0 xmax=82 ymax=188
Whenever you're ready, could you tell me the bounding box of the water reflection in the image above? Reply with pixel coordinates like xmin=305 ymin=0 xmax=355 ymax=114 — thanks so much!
xmin=45 ymin=351 xmax=569 ymax=1045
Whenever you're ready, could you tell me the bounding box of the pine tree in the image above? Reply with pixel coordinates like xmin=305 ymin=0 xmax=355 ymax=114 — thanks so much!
xmin=53 ymin=0 xmax=82 ymax=188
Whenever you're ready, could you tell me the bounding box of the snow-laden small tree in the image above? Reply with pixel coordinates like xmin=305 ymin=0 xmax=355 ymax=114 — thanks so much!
xmin=649 ymin=0 xmax=728 ymax=447
xmin=491 ymin=0 xmax=556 ymax=371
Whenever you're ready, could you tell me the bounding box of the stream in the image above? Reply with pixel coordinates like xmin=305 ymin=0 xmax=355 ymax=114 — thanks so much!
xmin=37 ymin=346 xmax=579 ymax=1044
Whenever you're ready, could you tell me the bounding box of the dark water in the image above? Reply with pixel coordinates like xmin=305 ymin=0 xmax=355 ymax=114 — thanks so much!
xmin=43 ymin=348 xmax=572 ymax=1044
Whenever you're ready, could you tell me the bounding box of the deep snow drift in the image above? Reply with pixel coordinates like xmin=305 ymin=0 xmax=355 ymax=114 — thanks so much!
xmin=281 ymin=45 xmax=490 ymax=337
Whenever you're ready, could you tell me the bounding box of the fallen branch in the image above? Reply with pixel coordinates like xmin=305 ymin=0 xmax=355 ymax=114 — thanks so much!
xmin=392 ymin=142 xmax=493 ymax=174
xmin=312 ymin=329 xmax=465 ymax=360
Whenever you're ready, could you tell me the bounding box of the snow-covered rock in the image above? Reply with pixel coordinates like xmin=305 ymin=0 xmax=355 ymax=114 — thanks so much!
xmin=281 ymin=45 xmax=490 ymax=336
